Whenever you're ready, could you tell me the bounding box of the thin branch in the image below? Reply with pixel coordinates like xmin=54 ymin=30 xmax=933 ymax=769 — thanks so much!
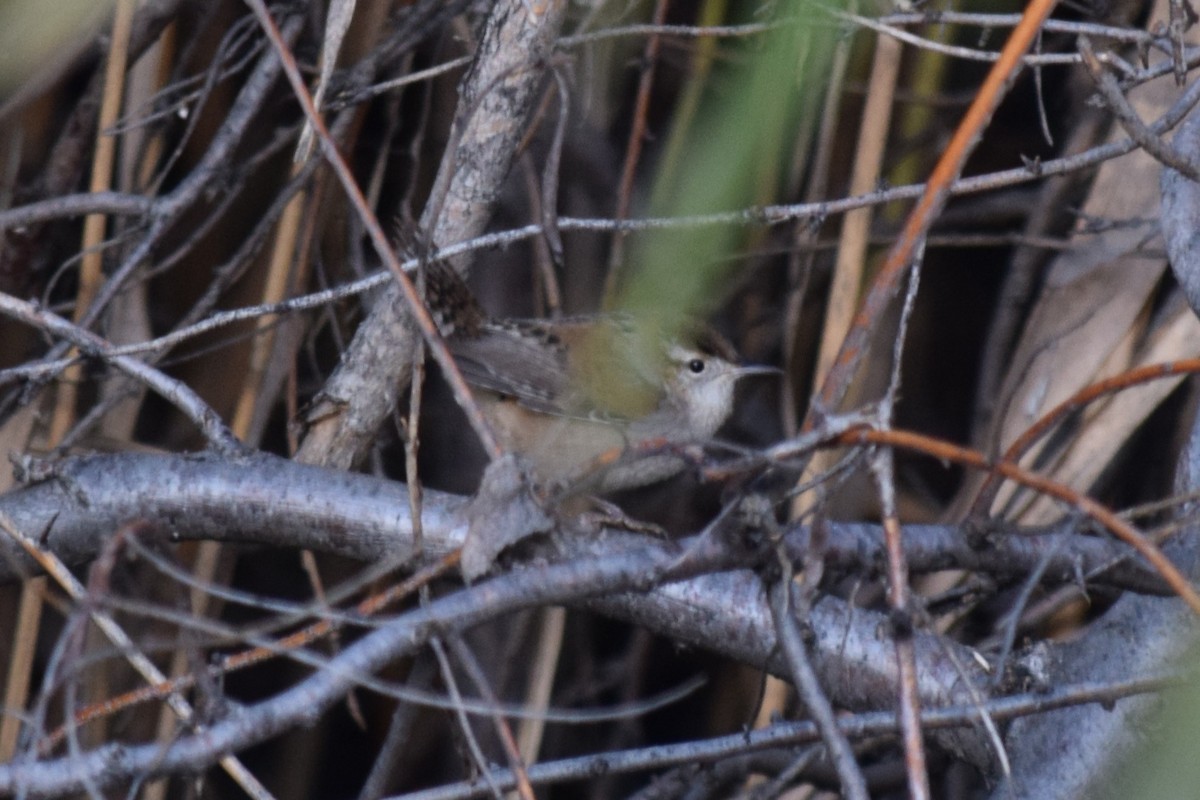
xmin=768 ymin=578 xmax=869 ymax=800
xmin=809 ymin=0 xmax=1060 ymax=422
xmin=1079 ymin=36 xmax=1200 ymax=180
xmin=843 ymin=427 xmax=1200 ymax=614
xmin=971 ymin=358 xmax=1200 ymax=517
xmin=398 ymin=674 xmax=1176 ymax=800
xmin=243 ymin=0 xmax=503 ymax=459
xmin=0 ymin=293 xmax=241 ymax=453
xmin=0 ymin=515 xmax=272 ymax=799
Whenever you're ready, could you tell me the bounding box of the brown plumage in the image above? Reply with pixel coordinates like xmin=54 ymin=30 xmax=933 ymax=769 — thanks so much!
xmin=425 ymin=262 xmax=773 ymax=491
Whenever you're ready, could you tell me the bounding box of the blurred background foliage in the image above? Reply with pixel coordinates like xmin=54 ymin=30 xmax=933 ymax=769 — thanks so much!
xmin=0 ymin=0 xmax=113 ymax=94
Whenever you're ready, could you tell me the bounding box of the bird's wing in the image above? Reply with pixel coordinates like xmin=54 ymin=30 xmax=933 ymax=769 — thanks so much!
xmin=448 ymin=325 xmax=573 ymax=415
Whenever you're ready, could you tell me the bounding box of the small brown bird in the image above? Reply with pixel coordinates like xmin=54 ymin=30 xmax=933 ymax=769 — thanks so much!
xmin=426 ymin=264 xmax=774 ymax=493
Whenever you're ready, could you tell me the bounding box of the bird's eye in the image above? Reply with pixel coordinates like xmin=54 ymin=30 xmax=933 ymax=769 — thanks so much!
xmin=688 ymin=358 xmax=706 ymax=374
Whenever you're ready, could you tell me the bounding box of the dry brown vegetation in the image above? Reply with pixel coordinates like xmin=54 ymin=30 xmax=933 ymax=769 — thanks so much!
xmin=0 ymin=0 xmax=1199 ymax=797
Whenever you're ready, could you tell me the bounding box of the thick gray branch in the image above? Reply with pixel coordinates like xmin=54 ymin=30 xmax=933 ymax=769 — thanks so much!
xmin=0 ymin=446 xmax=1001 ymax=790
xmin=297 ymin=0 xmax=567 ymax=469
xmin=0 ymin=450 xmax=1178 ymax=775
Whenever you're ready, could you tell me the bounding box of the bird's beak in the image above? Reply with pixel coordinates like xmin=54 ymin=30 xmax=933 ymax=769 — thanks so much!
xmin=734 ymin=364 xmax=783 ymax=379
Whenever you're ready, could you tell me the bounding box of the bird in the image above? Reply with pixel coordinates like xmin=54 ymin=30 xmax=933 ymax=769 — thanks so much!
xmin=425 ymin=262 xmax=775 ymax=494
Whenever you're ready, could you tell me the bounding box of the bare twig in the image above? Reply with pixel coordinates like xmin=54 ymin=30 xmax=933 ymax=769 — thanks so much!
xmin=808 ymin=0 xmax=1060 ymax=423
xmin=767 ymin=576 xmax=869 ymax=800
xmin=0 ymin=514 xmax=273 ymax=799
xmin=0 ymin=293 xmax=242 ymax=453
xmin=1079 ymin=36 xmax=1200 ymax=180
